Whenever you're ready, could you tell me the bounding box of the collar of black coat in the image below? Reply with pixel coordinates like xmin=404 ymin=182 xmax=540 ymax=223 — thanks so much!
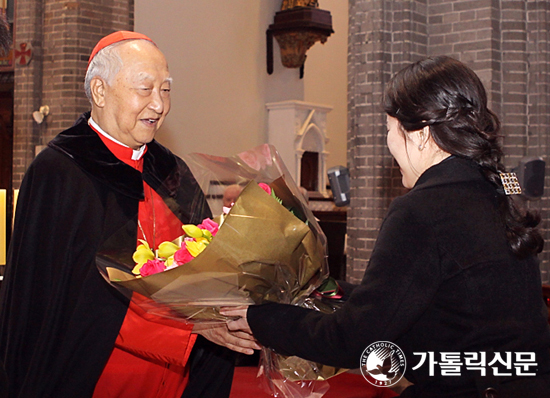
xmin=48 ymin=111 xmax=178 ymax=201
xmin=413 ymin=156 xmax=488 ymax=191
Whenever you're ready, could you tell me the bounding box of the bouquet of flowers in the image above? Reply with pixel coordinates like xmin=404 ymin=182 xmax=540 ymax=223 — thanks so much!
xmin=96 ymin=144 xmax=345 ymax=397
xmin=131 ymin=216 xmax=220 ymax=277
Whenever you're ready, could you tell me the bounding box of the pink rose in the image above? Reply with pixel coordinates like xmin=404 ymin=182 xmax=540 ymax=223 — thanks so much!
xmin=258 ymin=183 xmax=272 ymax=195
xmin=140 ymin=259 xmax=166 ymax=277
xmin=174 ymin=247 xmax=194 ymax=265
xmin=198 ymin=218 xmax=219 ymax=236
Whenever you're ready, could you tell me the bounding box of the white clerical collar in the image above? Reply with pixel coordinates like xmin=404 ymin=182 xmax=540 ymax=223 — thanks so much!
xmin=88 ymin=117 xmax=146 ymax=161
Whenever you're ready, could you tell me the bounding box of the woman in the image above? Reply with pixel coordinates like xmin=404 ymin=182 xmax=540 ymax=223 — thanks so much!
xmin=223 ymin=56 xmax=550 ymax=397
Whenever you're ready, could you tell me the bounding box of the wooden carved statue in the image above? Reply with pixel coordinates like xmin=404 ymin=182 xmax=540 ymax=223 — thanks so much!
xmin=281 ymin=0 xmax=319 ymax=10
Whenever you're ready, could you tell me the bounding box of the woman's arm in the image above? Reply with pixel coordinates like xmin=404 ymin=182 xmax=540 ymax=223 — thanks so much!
xmin=228 ymin=196 xmax=442 ymax=369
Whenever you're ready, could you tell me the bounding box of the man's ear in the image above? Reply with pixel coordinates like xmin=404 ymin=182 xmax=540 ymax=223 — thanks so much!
xmin=90 ymin=77 xmax=106 ymax=108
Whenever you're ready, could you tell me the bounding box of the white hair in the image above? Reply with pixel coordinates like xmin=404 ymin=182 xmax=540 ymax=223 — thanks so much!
xmin=84 ymin=39 xmax=154 ymax=104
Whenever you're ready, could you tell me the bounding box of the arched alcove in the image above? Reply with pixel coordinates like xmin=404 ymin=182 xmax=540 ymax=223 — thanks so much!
xmin=266 ymin=100 xmax=331 ymax=196
xmin=296 ymin=123 xmax=329 ymax=195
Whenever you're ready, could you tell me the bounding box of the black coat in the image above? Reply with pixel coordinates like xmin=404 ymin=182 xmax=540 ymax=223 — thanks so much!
xmin=248 ymin=156 xmax=550 ymax=397
xmin=0 ymin=114 xmax=232 ymax=397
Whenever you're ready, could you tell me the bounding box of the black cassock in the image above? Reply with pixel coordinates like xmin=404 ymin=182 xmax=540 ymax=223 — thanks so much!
xmin=0 ymin=112 xmax=235 ymax=398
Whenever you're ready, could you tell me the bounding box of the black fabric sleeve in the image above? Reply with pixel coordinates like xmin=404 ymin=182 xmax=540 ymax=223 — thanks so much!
xmin=337 ymin=280 xmax=359 ymax=300
xmin=248 ymin=196 xmax=442 ymax=369
xmin=0 ymin=149 xmax=127 ymax=397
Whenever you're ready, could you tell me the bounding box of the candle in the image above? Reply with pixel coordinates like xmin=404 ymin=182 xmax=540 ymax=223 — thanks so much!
xmin=13 ymin=189 xmax=18 ymax=227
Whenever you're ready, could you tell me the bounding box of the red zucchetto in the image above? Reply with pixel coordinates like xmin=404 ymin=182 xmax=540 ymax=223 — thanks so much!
xmin=88 ymin=31 xmax=155 ymax=67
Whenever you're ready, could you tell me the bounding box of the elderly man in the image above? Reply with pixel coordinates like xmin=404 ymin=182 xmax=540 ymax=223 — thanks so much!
xmin=0 ymin=31 xmax=258 ymax=398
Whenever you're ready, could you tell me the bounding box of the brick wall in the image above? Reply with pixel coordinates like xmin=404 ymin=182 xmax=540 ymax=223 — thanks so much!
xmin=524 ymin=1 xmax=550 ymax=281
xmin=12 ymin=0 xmax=134 ymax=187
xmin=347 ymin=0 xmax=427 ymax=283
xmin=348 ymin=0 xmax=550 ymax=283
xmin=12 ymin=0 xmax=44 ymax=184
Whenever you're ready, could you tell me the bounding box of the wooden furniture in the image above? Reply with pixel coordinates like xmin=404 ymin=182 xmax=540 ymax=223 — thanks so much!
xmin=313 ymin=208 xmax=346 ymax=280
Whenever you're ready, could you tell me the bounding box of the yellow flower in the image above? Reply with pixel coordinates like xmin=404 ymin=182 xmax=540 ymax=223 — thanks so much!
xmin=132 ymin=263 xmax=145 ymax=275
xmin=195 ymin=237 xmax=210 ymax=246
xmin=157 ymin=241 xmax=180 ymax=259
xmin=182 ymin=224 xmax=204 ymax=238
xmin=165 ymin=256 xmax=175 ymax=267
xmin=202 ymin=229 xmax=213 ymax=241
xmin=138 ymin=239 xmax=149 ymax=247
xmin=185 ymin=240 xmax=207 ymax=257
xmin=132 ymin=244 xmax=155 ymax=266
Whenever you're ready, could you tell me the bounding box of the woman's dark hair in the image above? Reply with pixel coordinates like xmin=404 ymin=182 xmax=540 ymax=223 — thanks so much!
xmin=384 ymin=55 xmax=543 ymax=258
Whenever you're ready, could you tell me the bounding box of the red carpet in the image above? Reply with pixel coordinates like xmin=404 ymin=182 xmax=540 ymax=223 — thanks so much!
xmin=230 ymin=366 xmax=398 ymax=398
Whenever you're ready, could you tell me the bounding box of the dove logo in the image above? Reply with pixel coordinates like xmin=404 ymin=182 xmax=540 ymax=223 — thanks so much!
xmin=360 ymin=341 xmax=406 ymax=387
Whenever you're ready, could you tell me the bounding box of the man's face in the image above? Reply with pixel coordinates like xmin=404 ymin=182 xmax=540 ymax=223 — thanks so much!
xmin=100 ymin=40 xmax=171 ymax=149
xmin=223 ymin=185 xmax=242 ymax=208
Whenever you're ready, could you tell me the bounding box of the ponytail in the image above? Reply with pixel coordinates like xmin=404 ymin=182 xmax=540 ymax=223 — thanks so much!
xmin=384 ymin=56 xmax=543 ymax=257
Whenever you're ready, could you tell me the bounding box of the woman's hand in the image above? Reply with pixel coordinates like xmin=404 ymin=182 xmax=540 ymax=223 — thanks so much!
xmin=193 ymin=321 xmax=260 ymax=355
xmin=220 ymin=306 xmax=252 ymax=334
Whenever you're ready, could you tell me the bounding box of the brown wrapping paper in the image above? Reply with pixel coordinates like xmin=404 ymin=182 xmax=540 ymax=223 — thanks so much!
xmin=99 ymin=145 xmax=345 ymax=386
xmin=106 ymin=180 xmax=325 ymax=321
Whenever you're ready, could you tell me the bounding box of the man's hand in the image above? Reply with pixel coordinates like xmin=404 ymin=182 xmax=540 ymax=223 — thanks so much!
xmin=193 ymin=322 xmax=261 ymax=355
